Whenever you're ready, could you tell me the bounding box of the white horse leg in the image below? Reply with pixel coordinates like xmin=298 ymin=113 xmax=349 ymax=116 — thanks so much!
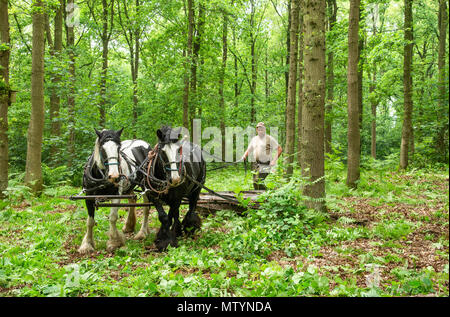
xmin=78 ymin=216 xmax=95 ymax=254
xmin=107 ymin=199 xmax=126 ymax=252
xmin=134 ymin=195 xmax=151 ymax=240
xmin=123 ymin=198 xmax=136 ymax=233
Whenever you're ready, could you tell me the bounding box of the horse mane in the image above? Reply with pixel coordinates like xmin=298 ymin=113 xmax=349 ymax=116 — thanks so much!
xmin=93 ymin=137 xmax=104 ymax=169
xmin=92 ymin=129 xmax=122 ymax=169
xmin=159 ymin=125 xmax=185 ymax=144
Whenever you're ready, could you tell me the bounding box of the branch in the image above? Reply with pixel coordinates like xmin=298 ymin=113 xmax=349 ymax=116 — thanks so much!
xmin=270 ymin=0 xmax=286 ymax=28
xmin=107 ymin=0 xmax=115 ymax=42
xmin=86 ymin=0 xmax=99 ymax=26
xmin=44 ymin=12 xmax=54 ymax=50
xmin=13 ymin=13 xmax=32 ymax=54
xmin=228 ymin=46 xmax=252 ymax=90
xmin=117 ymin=0 xmax=133 ymax=50
xmin=75 ymin=24 xmax=87 ymax=47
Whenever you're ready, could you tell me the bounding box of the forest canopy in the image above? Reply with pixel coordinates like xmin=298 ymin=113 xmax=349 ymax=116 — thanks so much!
xmin=0 ymin=0 xmax=448 ymax=194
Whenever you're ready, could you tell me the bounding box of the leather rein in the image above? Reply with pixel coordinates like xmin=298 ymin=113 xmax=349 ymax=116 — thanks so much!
xmin=146 ymin=142 xmax=186 ymax=195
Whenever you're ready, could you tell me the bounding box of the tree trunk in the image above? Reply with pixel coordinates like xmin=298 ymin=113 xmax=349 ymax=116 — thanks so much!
xmin=132 ymin=0 xmax=140 ymax=139
xmin=370 ymin=71 xmax=377 ymax=159
xmin=297 ymin=8 xmax=304 ymax=166
xmin=399 ymin=0 xmax=413 ymax=170
xmin=118 ymin=0 xmax=140 ymax=138
xmin=0 ymin=0 xmax=10 ymax=195
xmin=416 ymin=41 xmax=427 ymax=144
xmin=301 ymin=0 xmax=326 ymax=211
xmin=183 ymin=0 xmax=194 ymax=130
xmin=325 ymin=0 xmax=337 ymax=154
xmin=250 ymin=41 xmax=257 ymax=124
xmin=249 ymin=0 xmax=257 ymax=124
xmin=219 ymin=10 xmax=228 ymax=162
xmin=233 ymin=26 xmax=239 ymax=108
xmin=25 ymin=0 xmax=45 ymax=193
xmin=436 ymin=0 xmax=448 ymax=161
xmin=190 ymin=1 xmax=205 ymax=131
xmin=285 ymin=0 xmax=291 ymax=123
xmin=67 ymin=0 xmax=76 ymax=169
xmin=285 ymin=0 xmax=300 ymax=177
xmin=265 ymin=45 xmax=269 ymax=105
xmin=357 ymin=5 xmax=365 ymax=135
xmin=346 ymin=0 xmax=360 ymax=188
xmin=49 ymin=0 xmax=63 ymax=164
xmin=99 ymin=0 xmax=114 ymax=128
xmin=370 ymin=4 xmax=378 ymax=160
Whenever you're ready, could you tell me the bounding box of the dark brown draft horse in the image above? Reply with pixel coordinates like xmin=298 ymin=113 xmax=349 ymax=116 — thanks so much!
xmin=144 ymin=126 xmax=206 ymax=251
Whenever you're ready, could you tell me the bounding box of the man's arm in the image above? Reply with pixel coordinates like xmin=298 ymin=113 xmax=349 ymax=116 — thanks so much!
xmin=241 ymin=139 xmax=254 ymax=161
xmin=270 ymin=145 xmax=282 ymax=166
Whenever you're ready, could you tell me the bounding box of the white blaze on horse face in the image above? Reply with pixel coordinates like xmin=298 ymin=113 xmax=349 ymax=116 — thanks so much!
xmin=103 ymin=140 xmax=120 ymax=181
xmin=163 ymin=142 xmax=180 ymax=184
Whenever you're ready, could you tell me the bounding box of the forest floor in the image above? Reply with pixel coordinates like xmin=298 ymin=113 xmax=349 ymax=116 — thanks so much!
xmin=0 ymin=165 xmax=448 ymax=297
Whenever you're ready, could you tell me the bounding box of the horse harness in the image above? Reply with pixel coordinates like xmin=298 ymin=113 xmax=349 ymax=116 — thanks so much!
xmin=82 ymin=141 xmax=244 ymax=205
xmin=83 ymin=145 xmax=147 ymax=194
xmin=145 ymin=143 xmax=187 ymax=195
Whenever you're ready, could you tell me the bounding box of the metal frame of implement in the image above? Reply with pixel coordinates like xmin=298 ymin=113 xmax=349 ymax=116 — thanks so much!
xmin=69 ymin=194 xmax=152 ymax=208
xmin=69 ymin=190 xmax=264 ymax=211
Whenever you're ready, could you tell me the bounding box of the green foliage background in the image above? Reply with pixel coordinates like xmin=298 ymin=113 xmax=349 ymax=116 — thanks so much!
xmin=4 ymin=0 xmax=448 ymax=188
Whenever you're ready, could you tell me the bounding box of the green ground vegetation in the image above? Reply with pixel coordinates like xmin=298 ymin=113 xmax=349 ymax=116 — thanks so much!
xmin=0 ymin=159 xmax=448 ymax=297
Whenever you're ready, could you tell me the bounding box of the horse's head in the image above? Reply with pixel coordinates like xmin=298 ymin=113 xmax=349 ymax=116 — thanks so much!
xmin=93 ymin=128 xmax=123 ymax=185
xmin=156 ymin=126 xmax=184 ymax=186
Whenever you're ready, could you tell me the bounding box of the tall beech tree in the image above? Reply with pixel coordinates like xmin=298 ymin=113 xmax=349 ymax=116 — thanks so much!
xmin=117 ymin=0 xmax=142 ymax=138
xmin=357 ymin=4 xmax=365 ymax=136
xmin=301 ymin=0 xmax=326 ymax=211
xmin=48 ymin=0 xmax=63 ymax=163
xmin=219 ymin=8 xmax=228 ymax=161
xmin=399 ymin=0 xmax=413 ymax=170
xmin=346 ymin=0 xmax=360 ymax=188
xmin=285 ymin=0 xmax=300 ymax=177
xmin=190 ymin=1 xmax=205 ymax=128
xmin=0 ymin=0 xmax=10 ymax=195
xmin=297 ymin=7 xmax=304 ymax=166
xmin=100 ymin=0 xmax=114 ymax=128
xmin=66 ymin=0 xmax=76 ymax=168
xmin=325 ymin=0 xmax=337 ymax=155
xmin=25 ymin=0 xmax=45 ymax=193
xmin=249 ymin=0 xmax=258 ymax=124
xmin=87 ymin=0 xmax=114 ymax=128
xmin=183 ymin=0 xmax=194 ymax=130
xmin=369 ymin=2 xmax=382 ymax=160
xmin=436 ymin=0 xmax=448 ymax=161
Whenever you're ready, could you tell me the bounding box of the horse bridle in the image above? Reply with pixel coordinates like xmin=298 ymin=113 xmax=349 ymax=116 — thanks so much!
xmin=98 ymin=138 xmax=126 ymax=181
xmin=163 ymin=142 xmax=184 ymax=175
xmin=146 ymin=141 xmax=186 ymax=194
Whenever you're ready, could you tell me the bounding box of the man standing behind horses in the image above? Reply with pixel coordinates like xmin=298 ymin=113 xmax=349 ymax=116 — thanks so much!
xmin=242 ymin=122 xmax=282 ymax=190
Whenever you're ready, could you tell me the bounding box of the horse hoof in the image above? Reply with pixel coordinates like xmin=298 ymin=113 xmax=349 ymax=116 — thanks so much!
xmin=155 ymin=239 xmax=169 ymax=252
xmin=78 ymin=242 xmax=95 ymax=254
xmin=107 ymin=232 xmax=126 ymax=252
xmin=106 ymin=240 xmax=125 ymax=252
xmin=123 ymin=227 xmax=135 ymax=234
xmin=134 ymin=231 xmax=147 ymax=240
xmin=155 ymin=230 xmax=177 ymax=252
xmin=155 ymin=238 xmax=177 ymax=252
xmin=182 ymin=214 xmax=202 ymax=236
xmin=171 ymin=223 xmax=183 ymax=238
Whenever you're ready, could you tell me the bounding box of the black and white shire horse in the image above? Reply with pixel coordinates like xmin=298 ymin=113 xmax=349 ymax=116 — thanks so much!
xmin=145 ymin=125 xmax=206 ymax=251
xmin=79 ymin=128 xmax=152 ymax=254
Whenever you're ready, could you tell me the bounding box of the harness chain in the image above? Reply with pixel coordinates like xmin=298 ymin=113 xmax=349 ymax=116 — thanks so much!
xmin=146 ymin=144 xmax=171 ymax=195
xmin=83 ymin=139 xmax=243 ymax=205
